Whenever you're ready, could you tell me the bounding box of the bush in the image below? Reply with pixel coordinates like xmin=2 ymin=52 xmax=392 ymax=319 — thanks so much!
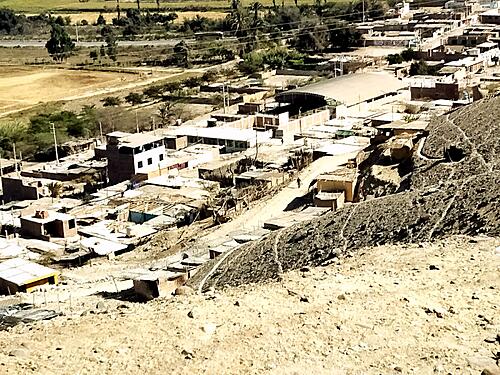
xmin=124 ymin=92 xmax=144 ymax=105
xmin=101 ymin=96 xmax=122 ymax=106
xmin=401 ymin=48 xmax=417 ymax=62
xmin=183 ymin=76 xmax=202 ymax=88
xmin=143 ymin=85 xmax=163 ymax=99
xmin=409 ymin=60 xmax=437 ymax=76
xmin=387 ymin=53 xmax=404 ymax=65
xmin=164 ymin=81 xmax=182 ymax=93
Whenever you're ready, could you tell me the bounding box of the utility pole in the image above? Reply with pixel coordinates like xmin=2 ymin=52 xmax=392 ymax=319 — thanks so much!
xmin=362 ymin=0 xmax=365 ymax=22
xmin=222 ymin=83 xmax=226 ymax=114
xmin=51 ymin=122 xmax=59 ymax=165
xmin=76 ymin=22 xmax=79 ymax=43
xmin=13 ymin=143 xmax=18 ymax=177
xmin=299 ymin=107 xmax=305 ymax=146
xmin=135 ymin=110 xmax=139 ymax=133
xmin=255 ymin=129 xmax=259 ymax=162
xmin=99 ymin=121 xmax=103 ymax=142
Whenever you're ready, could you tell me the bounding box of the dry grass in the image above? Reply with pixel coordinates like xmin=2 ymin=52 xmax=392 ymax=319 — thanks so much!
xmin=2 ymin=0 xmax=319 ymax=13
xmin=0 ymin=65 xmax=139 ymax=116
xmin=49 ymin=11 xmax=228 ymax=25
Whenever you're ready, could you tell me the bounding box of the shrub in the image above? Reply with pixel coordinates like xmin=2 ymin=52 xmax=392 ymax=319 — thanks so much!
xmin=124 ymin=92 xmax=144 ymax=105
xmin=101 ymin=96 xmax=122 ymax=106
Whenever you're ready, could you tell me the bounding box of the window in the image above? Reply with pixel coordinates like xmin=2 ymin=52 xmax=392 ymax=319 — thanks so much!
xmin=147 ymin=158 xmax=153 ymax=165
xmin=68 ymin=219 xmax=76 ymax=229
xmin=159 ymin=154 xmax=164 ymax=161
xmin=138 ymin=161 xmax=143 ymax=168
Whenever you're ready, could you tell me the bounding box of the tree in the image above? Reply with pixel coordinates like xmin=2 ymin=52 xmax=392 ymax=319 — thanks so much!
xmin=248 ymin=2 xmax=264 ymax=51
xmin=231 ymin=0 xmax=241 ymax=10
xmin=125 ymin=92 xmax=144 ymax=105
xmin=157 ymin=103 xmax=169 ymax=127
xmin=492 ymin=56 xmax=499 ymax=66
xmin=409 ymin=60 xmax=437 ymax=76
xmin=156 ymin=0 xmax=161 ymax=11
xmin=0 ymin=8 xmax=24 ymax=34
xmin=101 ymin=25 xmax=118 ymax=61
xmin=143 ymin=85 xmax=163 ymax=99
xmin=250 ymin=1 xmax=263 ymax=22
xmin=329 ymin=21 xmax=361 ymax=51
xmin=183 ymin=76 xmax=202 ymax=88
xmin=101 ymin=96 xmax=122 ymax=106
xmin=387 ymin=53 xmax=403 ymax=65
xmin=89 ymin=50 xmax=99 ymax=62
xmin=46 ymin=182 xmax=63 ymax=201
xmin=157 ymin=102 xmax=180 ymax=127
xmin=173 ymin=40 xmax=190 ymax=67
xmin=401 ymin=48 xmax=416 ymax=62
xmin=164 ymin=81 xmax=182 ymax=93
xmin=45 ymin=23 xmax=75 ymax=62
xmin=116 ymin=0 xmax=121 ymax=20
xmin=96 ymin=13 xmax=106 ymax=25
xmin=239 ymin=51 xmax=264 ymax=74
xmin=54 ymin=15 xmax=66 ymax=26
xmin=294 ymin=22 xmax=329 ymax=52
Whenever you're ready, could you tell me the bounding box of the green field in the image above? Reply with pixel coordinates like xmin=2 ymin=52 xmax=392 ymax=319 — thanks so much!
xmin=1 ymin=0 xmax=319 ymax=13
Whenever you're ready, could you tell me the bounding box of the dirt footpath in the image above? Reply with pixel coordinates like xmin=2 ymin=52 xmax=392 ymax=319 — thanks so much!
xmin=0 ymin=236 xmax=498 ymax=374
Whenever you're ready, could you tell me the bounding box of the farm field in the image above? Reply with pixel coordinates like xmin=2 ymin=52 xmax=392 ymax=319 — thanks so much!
xmin=0 ymin=65 xmax=181 ymax=117
xmin=48 ymin=11 xmax=228 ymax=25
xmin=0 ymin=0 xmax=318 ymax=13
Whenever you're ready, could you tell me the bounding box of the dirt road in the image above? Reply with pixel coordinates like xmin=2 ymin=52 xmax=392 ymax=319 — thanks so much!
xmin=199 ymin=153 xmax=357 ymax=247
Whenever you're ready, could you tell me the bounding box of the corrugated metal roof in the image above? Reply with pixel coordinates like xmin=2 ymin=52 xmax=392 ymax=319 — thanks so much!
xmin=0 ymin=258 xmax=58 ymax=287
xmin=276 ymin=72 xmax=407 ymax=107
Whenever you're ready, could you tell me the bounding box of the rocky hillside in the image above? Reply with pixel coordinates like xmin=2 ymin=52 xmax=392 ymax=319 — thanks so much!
xmin=190 ymin=94 xmax=500 ymax=290
xmin=1 ymin=237 xmax=499 ymax=374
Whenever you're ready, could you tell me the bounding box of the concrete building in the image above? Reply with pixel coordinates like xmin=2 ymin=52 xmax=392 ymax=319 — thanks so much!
xmin=444 ymin=56 xmax=484 ymax=73
xmin=479 ymin=9 xmax=500 ymax=25
xmin=0 ymin=258 xmax=59 ymax=294
xmin=20 ymin=210 xmax=77 ymax=240
xmin=96 ymin=132 xmax=171 ymax=184
xmin=315 ymin=167 xmax=358 ymax=204
xmin=173 ymin=127 xmax=272 ymax=152
xmin=408 ymin=76 xmax=461 ymax=101
xmin=1 ymin=176 xmax=45 ymax=202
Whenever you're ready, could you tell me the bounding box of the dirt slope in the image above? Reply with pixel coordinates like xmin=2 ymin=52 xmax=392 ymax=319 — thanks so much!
xmin=0 ymin=237 xmax=498 ymax=374
xmin=190 ymin=95 xmax=500 ymax=290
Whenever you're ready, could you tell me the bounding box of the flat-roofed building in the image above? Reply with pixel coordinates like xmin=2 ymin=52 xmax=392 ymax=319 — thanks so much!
xmin=316 ymin=167 xmax=358 ymax=203
xmin=172 ymin=127 xmax=272 ymax=152
xmin=97 ymin=132 xmax=170 ymax=184
xmin=20 ymin=210 xmax=77 ymax=240
xmin=479 ymin=9 xmax=500 ymax=25
xmin=0 ymin=258 xmax=59 ymax=294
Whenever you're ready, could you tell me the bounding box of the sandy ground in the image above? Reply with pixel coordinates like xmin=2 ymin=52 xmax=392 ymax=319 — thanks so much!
xmin=0 ymin=66 xmax=183 ymax=117
xmin=0 ymin=236 xmax=498 ymax=374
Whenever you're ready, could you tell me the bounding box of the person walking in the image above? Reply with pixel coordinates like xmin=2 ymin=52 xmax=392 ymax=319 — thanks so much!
xmin=297 ymin=177 xmax=301 ymax=189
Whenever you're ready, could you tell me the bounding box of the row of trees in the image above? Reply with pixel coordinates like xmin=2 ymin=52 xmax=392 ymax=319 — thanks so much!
xmin=0 ymin=107 xmax=98 ymax=159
